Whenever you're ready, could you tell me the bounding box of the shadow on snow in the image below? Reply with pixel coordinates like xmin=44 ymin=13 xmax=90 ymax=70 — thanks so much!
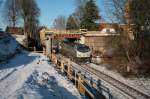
xmin=14 ymin=71 xmax=80 ymax=99
xmin=0 ymin=52 xmax=37 ymax=70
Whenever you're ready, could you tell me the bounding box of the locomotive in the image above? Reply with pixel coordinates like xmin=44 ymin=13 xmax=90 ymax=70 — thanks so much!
xmin=59 ymin=41 xmax=91 ymax=63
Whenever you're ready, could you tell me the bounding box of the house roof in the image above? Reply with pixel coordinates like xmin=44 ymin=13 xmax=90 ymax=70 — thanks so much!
xmin=99 ymin=23 xmax=119 ymax=31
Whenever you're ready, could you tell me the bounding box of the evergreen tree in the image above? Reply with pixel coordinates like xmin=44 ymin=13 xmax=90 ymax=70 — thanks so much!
xmin=73 ymin=0 xmax=89 ymax=26
xmin=66 ymin=15 xmax=78 ymax=30
xmin=80 ymin=0 xmax=100 ymax=31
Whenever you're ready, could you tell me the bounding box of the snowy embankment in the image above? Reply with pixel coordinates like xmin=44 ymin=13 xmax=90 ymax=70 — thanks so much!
xmin=0 ymin=52 xmax=82 ymax=99
xmin=12 ymin=34 xmax=27 ymax=47
xmin=0 ymin=34 xmax=19 ymax=62
xmin=89 ymin=63 xmax=150 ymax=97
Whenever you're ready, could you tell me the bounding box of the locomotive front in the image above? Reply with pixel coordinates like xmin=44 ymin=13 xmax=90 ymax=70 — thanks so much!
xmin=76 ymin=44 xmax=91 ymax=62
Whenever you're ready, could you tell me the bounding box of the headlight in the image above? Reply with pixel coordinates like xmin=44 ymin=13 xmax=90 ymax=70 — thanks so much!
xmin=77 ymin=52 xmax=81 ymax=57
xmin=77 ymin=51 xmax=91 ymax=58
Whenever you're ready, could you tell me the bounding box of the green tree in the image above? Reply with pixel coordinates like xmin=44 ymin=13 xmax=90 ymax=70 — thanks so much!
xmin=66 ymin=15 xmax=78 ymax=30
xmin=73 ymin=0 xmax=89 ymax=26
xmin=80 ymin=0 xmax=100 ymax=30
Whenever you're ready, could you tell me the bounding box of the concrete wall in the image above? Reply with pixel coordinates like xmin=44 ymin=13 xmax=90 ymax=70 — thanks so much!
xmin=84 ymin=31 xmax=119 ymax=54
xmin=85 ymin=36 xmax=106 ymax=52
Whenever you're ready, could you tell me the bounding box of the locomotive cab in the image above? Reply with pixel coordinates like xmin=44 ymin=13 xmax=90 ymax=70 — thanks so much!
xmin=76 ymin=44 xmax=90 ymax=53
xmin=76 ymin=44 xmax=91 ymax=58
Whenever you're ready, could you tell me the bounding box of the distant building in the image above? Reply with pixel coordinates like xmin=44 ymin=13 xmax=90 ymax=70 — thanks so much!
xmin=99 ymin=23 xmax=119 ymax=33
xmin=5 ymin=26 xmax=27 ymax=47
xmin=5 ymin=27 xmax=24 ymax=35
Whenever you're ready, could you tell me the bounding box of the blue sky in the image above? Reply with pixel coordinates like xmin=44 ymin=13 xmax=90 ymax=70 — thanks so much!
xmin=37 ymin=0 xmax=107 ymax=28
xmin=37 ymin=0 xmax=75 ymax=28
xmin=0 ymin=0 xmax=108 ymax=30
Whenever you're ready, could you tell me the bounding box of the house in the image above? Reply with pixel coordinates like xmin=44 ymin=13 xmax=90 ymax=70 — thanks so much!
xmin=99 ymin=23 xmax=119 ymax=33
xmin=5 ymin=27 xmax=24 ymax=35
xmin=5 ymin=26 xmax=27 ymax=47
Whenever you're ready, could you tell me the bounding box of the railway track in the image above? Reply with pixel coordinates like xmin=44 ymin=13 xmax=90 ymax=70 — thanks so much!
xmin=57 ymin=54 xmax=149 ymax=99
xmin=75 ymin=64 xmax=150 ymax=99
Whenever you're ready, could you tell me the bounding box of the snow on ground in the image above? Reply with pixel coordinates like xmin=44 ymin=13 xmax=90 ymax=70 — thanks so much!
xmin=0 ymin=52 xmax=82 ymax=99
xmin=89 ymin=63 xmax=150 ymax=97
xmin=0 ymin=34 xmax=19 ymax=62
xmin=12 ymin=35 xmax=27 ymax=47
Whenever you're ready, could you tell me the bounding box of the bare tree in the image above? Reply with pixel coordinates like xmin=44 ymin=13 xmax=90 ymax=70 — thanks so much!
xmin=104 ymin=0 xmax=150 ymax=76
xmin=3 ymin=0 xmax=40 ymax=38
xmin=3 ymin=0 xmax=21 ymax=27
xmin=103 ymin=0 xmax=126 ymax=23
xmin=7 ymin=0 xmax=40 ymax=47
xmin=66 ymin=15 xmax=78 ymax=30
xmin=103 ymin=0 xmax=135 ymax=74
xmin=16 ymin=0 xmax=40 ymax=44
xmin=128 ymin=0 xmax=150 ymax=58
xmin=53 ymin=15 xmax=66 ymax=30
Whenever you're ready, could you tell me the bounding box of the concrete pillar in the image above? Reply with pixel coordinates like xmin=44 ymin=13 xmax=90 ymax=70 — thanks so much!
xmin=54 ymin=56 xmax=57 ymax=65
xmin=43 ymin=47 xmax=45 ymax=55
xmin=67 ymin=59 xmax=71 ymax=79
xmin=78 ymin=74 xmax=81 ymax=90
xmin=34 ymin=46 xmax=36 ymax=52
xmin=61 ymin=60 xmax=64 ymax=73
xmin=46 ymin=36 xmax=52 ymax=58
xmin=75 ymin=71 xmax=77 ymax=87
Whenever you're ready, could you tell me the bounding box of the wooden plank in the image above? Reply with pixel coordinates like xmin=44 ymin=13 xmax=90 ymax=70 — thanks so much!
xmin=80 ymin=83 xmax=94 ymax=99
xmin=52 ymin=54 xmax=104 ymax=99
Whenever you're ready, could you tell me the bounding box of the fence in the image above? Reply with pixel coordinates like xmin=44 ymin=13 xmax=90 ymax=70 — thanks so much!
xmin=50 ymin=53 xmax=114 ymax=99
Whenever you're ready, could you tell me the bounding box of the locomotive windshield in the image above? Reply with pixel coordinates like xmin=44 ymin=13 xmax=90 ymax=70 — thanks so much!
xmin=77 ymin=44 xmax=90 ymax=52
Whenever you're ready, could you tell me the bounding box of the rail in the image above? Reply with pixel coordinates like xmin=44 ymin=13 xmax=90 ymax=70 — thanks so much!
xmin=51 ymin=54 xmax=114 ymax=99
xmin=78 ymin=64 xmax=150 ymax=99
xmin=50 ymin=53 xmax=150 ymax=99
